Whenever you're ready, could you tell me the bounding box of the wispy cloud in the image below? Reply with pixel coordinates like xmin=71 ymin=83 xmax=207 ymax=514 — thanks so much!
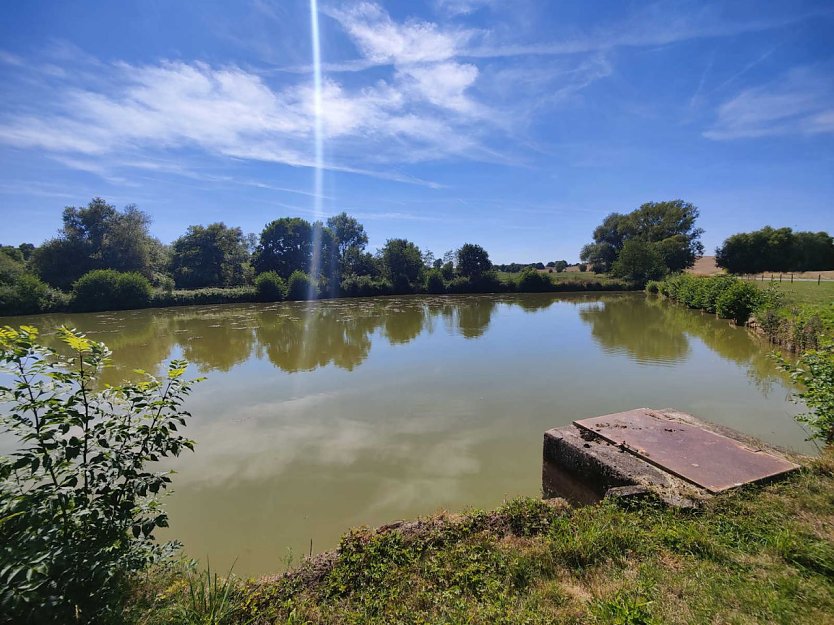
xmin=301 ymin=2 xmax=830 ymax=74
xmin=704 ymin=66 xmax=834 ymax=140
xmin=0 ymin=56 xmax=481 ymax=186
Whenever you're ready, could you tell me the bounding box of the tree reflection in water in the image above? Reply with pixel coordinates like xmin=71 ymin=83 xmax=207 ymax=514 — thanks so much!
xmin=2 ymin=294 xmax=789 ymax=393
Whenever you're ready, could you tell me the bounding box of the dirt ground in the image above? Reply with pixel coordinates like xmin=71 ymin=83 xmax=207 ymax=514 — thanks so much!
xmin=687 ymin=256 xmax=834 ymax=280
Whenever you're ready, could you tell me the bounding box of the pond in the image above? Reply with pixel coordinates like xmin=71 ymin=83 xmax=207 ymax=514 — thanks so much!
xmin=1 ymin=293 xmax=814 ymax=576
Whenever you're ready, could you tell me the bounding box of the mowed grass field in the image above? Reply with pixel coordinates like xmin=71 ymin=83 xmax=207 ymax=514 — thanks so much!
xmin=751 ymin=278 xmax=834 ymax=305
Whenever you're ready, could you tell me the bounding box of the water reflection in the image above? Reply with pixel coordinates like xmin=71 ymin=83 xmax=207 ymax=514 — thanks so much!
xmin=3 ymin=296 xmax=522 ymax=378
xmin=579 ymin=295 xmax=691 ymax=365
xmin=4 ymin=295 xmax=789 ymax=387
xmin=578 ymin=294 xmax=789 ymax=390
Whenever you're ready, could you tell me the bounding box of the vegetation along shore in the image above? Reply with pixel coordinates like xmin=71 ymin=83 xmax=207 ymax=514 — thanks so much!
xmin=2 ymin=195 xmax=833 ymax=623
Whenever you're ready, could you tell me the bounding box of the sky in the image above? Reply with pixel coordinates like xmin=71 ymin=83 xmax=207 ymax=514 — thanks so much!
xmin=0 ymin=0 xmax=832 ymax=263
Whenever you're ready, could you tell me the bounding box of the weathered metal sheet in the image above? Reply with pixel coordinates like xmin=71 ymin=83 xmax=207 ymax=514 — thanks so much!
xmin=573 ymin=409 xmax=799 ymax=493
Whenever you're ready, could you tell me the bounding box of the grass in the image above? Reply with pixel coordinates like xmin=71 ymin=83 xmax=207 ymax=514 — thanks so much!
xmin=130 ymin=452 xmax=834 ymax=625
xmin=750 ymin=279 xmax=834 ymax=306
xmin=497 ymin=270 xmax=630 ymax=290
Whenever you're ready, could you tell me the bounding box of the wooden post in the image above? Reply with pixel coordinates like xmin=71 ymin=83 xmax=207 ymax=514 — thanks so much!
xmin=791 ymin=273 xmax=794 ymax=283
xmin=779 ymin=273 xmax=782 ymax=282
xmin=819 ymin=274 xmax=822 ymax=285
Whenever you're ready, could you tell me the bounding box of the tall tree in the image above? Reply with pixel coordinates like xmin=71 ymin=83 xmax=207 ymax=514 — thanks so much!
xmin=581 ymin=200 xmax=703 ymax=273
xmin=326 ymin=212 xmax=368 ymax=259
xmin=456 ymin=243 xmax=492 ymax=279
xmin=610 ymin=240 xmax=667 ymax=285
xmin=252 ymin=218 xmax=314 ymax=278
xmin=170 ymin=223 xmax=251 ymax=288
xmin=32 ymin=198 xmax=164 ymax=289
xmin=379 ymin=238 xmax=423 ymax=292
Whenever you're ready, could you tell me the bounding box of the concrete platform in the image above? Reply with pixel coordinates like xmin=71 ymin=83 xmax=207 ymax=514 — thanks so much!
xmin=543 ymin=408 xmax=801 ymax=507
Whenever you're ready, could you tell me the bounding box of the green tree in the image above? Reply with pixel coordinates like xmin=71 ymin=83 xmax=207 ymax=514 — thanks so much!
xmin=610 ymin=240 xmax=667 ymax=286
xmin=170 ymin=223 xmax=251 ymax=288
xmin=379 ymin=238 xmax=423 ymax=292
xmin=456 ymin=243 xmax=492 ymax=279
xmin=0 ymin=326 xmax=200 ymax=623
xmin=582 ymin=201 xmax=703 ymax=273
xmin=0 ymin=250 xmax=26 ymax=285
xmin=326 ymin=212 xmax=368 ymax=261
xmin=554 ymin=260 xmax=568 ymax=273
xmin=341 ymin=247 xmax=380 ymax=278
xmin=717 ymin=227 xmax=834 ymax=274
xmin=31 ymin=198 xmax=165 ymax=289
xmin=252 ymin=217 xmax=313 ymax=278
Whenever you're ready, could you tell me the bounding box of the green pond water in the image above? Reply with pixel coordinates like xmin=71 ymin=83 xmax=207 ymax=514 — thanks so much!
xmin=1 ymin=293 xmax=814 ymax=575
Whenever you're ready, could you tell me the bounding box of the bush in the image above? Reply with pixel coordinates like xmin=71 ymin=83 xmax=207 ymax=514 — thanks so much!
xmin=255 ymin=271 xmax=286 ymax=301
xmin=446 ymin=276 xmax=474 ymax=293
xmin=698 ymin=275 xmax=737 ymax=313
xmin=72 ymin=269 xmax=152 ymax=312
xmin=339 ymin=275 xmax=392 ymax=298
xmin=516 ymin=268 xmax=553 ymax=292
xmin=645 ymin=280 xmax=661 ymax=294
xmin=578 ymin=264 xmax=588 ymax=272
xmin=0 ymin=274 xmax=68 ymax=316
xmin=150 ymin=287 xmax=256 ymax=308
xmin=777 ymin=343 xmax=834 ymax=443
xmin=424 ymin=269 xmax=446 ymax=294
xmin=716 ymin=281 xmax=762 ymax=325
xmin=0 ymin=326 xmax=199 ymax=623
xmin=287 ymin=270 xmax=315 ymax=300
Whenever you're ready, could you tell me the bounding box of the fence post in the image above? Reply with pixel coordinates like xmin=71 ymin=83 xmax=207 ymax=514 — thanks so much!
xmin=819 ymin=274 xmax=822 ymax=285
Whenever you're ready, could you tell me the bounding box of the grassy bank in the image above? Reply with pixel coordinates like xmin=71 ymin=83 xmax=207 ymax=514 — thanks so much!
xmin=130 ymin=454 xmax=834 ymax=624
xmin=650 ymin=273 xmax=833 ymax=352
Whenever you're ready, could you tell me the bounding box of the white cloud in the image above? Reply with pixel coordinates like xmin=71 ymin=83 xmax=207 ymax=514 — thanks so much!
xmin=399 ymin=62 xmax=480 ymax=113
xmin=704 ymin=67 xmax=834 ymax=140
xmin=0 ymin=2 xmax=616 ymax=184
xmin=325 ymin=2 xmax=474 ymax=65
xmin=433 ymin=0 xmax=498 ymax=17
xmin=0 ymin=57 xmax=488 ymax=184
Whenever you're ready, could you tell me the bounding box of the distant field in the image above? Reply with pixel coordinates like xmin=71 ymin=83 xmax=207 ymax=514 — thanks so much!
xmin=497 ymin=270 xmax=623 ymax=286
xmin=750 ymin=279 xmax=834 ymax=306
xmin=687 ymin=255 xmax=723 ymax=276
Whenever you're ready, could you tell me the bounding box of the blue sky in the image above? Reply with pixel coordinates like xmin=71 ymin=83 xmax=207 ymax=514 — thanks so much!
xmin=0 ymin=0 xmax=832 ymax=263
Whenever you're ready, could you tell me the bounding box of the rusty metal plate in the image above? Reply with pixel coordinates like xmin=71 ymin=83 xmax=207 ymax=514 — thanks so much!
xmin=574 ymin=409 xmax=799 ymax=493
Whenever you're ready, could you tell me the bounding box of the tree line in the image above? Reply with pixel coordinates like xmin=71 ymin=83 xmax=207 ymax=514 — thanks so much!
xmin=715 ymin=226 xmax=834 ymax=274
xmin=6 ymin=197 xmax=615 ymax=314
xmin=579 ymin=200 xmax=834 ymax=282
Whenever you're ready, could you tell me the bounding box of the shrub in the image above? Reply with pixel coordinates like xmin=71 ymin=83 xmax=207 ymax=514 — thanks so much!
xmin=0 ymin=326 xmax=199 ymax=623
xmin=255 ymin=271 xmax=286 ymax=301
xmin=446 ymin=276 xmax=474 ymax=293
xmin=0 ymin=274 xmax=68 ymax=315
xmin=150 ymin=287 xmax=256 ymax=308
xmin=716 ymin=281 xmax=762 ymax=325
xmin=698 ymin=275 xmax=737 ymax=313
xmin=516 ymin=268 xmax=553 ymax=292
xmin=578 ymin=264 xmax=588 ymax=272
xmin=339 ymin=275 xmax=392 ymax=298
xmin=72 ymin=269 xmax=152 ymax=312
xmin=287 ymin=270 xmax=315 ymax=300
xmin=777 ymin=343 xmax=834 ymax=443
xmin=424 ymin=269 xmax=446 ymax=294
xmin=645 ymin=280 xmax=661 ymax=294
